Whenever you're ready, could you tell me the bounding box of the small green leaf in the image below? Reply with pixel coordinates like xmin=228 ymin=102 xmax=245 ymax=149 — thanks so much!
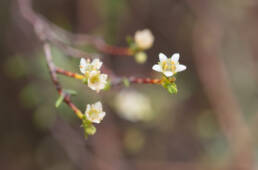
xmin=126 ymin=36 xmax=138 ymax=54
xmin=123 ymin=78 xmax=130 ymax=87
xmin=129 ymin=43 xmax=138 ymax=53
xmin=55 ymin=95 xmax=65 ymax=108
xmin=64 ymin=89 xmax=77 ymax=96
xmin=126 ymin=36 xmax=134 ymax=45
xmin=82 ymin=77 xmax=88 ymax=84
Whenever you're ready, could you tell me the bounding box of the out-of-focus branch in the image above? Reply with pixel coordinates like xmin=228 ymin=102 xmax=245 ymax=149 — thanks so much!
xmin=51 ymin=117 xmax=122 ymax=170
xmin=17 ymin=0 xmax=132 ymax=57
xmin=191 ymin=17 xmax=253 ymax=169
xmin=52 ymin=118 xmax=220 ymax=170
xmin=17 ymin=0 xmax=134 ymax=89
xmin=133 ymin=160 xmax=221 ymax=170
xmin=17 ymin=0 xmax=97 ymax=59
xmin=184 ymin=1 xmax=254 ymax=169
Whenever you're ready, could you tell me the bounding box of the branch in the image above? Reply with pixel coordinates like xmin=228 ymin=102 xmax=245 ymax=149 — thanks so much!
xmin=17 ymin=0 xmax=132 ymax=57
xmin=43 ymin=43 xmax=84 ymax=119
xmin=55 ymin=67 xmax=175 ymax=86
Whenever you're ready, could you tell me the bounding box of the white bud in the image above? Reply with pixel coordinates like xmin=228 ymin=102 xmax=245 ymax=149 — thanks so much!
xmin=134 ymin=29 xmax=154 ymax=50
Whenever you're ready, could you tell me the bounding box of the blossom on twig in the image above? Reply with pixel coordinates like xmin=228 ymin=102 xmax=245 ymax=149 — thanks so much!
xmin=79 ymin=58 xmax=107 ymax=92
xmin=152 ymin=53 xmax=186 ymax=77
xmin=88 ymin=71 xmax=108 ymax=93
xmin=85 ymin=101 xmax=106 ymax=124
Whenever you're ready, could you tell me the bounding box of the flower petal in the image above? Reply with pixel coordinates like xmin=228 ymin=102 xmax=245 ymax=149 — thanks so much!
xmin=80 ymin=58 xmax=87 ymax=74
xmin=80 ymin=68 xmax=86 ymax=74
xmin=92 ymin=58 xmax=103 ymax=69
xmin=159 ymin=53 xmax=167 ymax=62
xmin=89 ymin=70 xmax=99 ymax=76
xmin=176 ymin=64 xmax=187 ymax=72
xmin=171 ymin=53 xmax=180 ymax=63
xmin=92 ymin=119 xmax=100 ymax=124
xmin=80 ymin=58 xmax=87 ymax=67
xmin=94 ymin=101 xmax=102 ymax=110
xmin=100 ymin=82 xmax=107 ymax=89
xmin=152 ymin=64 xmax=162 ymax=72
xmin=164 ymin=71 xmax=173 ymax=77
xmin=99 ymin=112 xmax=106 ymax=120
xmin=100 ymin=74 xmax=107 ymax=80
xmin=86 ymin=104 xmax=91 ymax=113
xmin=88 ymin=84 xmax=97 ymax=91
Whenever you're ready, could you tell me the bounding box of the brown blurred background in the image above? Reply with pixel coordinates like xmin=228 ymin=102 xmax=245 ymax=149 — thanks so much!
xmin=1 ymin=0 xmax=258 ymax=170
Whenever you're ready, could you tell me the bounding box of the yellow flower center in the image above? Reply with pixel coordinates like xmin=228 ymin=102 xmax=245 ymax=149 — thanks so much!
xmin=89 ymin=74 xmax=100 ymax=84
xmin=88 ymin=108 xmax=99 ymax=120
xmin=161 ymin=59 xmax=176 ymax=73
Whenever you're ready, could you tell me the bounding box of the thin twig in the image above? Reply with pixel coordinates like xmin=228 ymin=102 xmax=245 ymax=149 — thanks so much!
xmin=190 ymin=14 xmax=254 ymax=169
xmin=55 ymin=67 xmax=174 ymax=86
xmin=43 ymin=43 xmax=84 ymax=119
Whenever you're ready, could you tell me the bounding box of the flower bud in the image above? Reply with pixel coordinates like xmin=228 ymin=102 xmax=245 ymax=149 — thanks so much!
xmin=134 ymin=52 xmax=147 ymax=64
xmin=134 ymin=29 xmax=154 ymax=50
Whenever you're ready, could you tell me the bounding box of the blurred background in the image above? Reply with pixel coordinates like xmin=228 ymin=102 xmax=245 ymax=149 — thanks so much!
xmin=1 ymin=0 xmax=258 ymax=170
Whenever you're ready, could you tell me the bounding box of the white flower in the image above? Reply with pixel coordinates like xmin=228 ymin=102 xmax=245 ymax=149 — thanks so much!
xmin=80 ymin=58 xmax=108 ymax=93
xmin=85 ymin=101 xmax=106 ymax=124
xmin=88 ymin=70 xmax=107 ymax=93
xmin=134 ymin=29 xmax=154 ymax=50
xmin=152 ymin=53 xmax=186 ymax=77
xmin=114 ymin=90 xmax=153 ymax=122
xmin=80 ymin=58 xmax=102 ymax=75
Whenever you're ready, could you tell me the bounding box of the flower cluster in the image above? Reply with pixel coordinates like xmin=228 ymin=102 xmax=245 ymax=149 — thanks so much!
xmin=54 ymin=29 xmax=187 ymax=138
xmin=79 ymin=58 xmax=107 ymax=136
xmin=80 ymin=58 xmax=108 ymax=93
xmin=80 ymin=58 xmax=107 ymax=122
